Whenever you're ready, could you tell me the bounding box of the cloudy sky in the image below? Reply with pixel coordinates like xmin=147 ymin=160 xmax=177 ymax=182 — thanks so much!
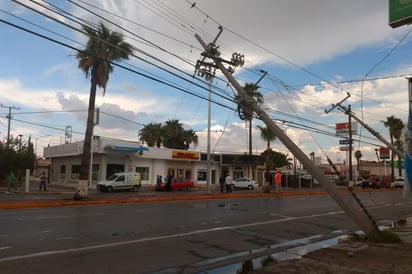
xmin=0 ymin=0 xmax=411 ymax=165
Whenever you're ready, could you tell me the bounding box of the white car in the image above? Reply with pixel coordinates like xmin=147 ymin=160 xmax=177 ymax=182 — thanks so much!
xmin=232 ymin=177 xmax=258 ymax=190
xmin=394 ymin=177 xmax=405 ymax=188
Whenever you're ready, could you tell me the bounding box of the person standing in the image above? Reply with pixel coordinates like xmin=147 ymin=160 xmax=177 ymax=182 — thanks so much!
xmin=7 ymin=170 xmax=18 ymax=193
xmin=225 ymin=173 xmax=233 ymax=193
xmin=274 ymin=169 xmax=282 ymax=193
xmin=219 ymin=173 xmax=225 ymax=193
xmin=39 ymin=172 xmax=47 ymax=191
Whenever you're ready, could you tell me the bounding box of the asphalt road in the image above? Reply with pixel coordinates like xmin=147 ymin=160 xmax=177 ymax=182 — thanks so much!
xmin=0 ymin=190 xmax=410 ymax=273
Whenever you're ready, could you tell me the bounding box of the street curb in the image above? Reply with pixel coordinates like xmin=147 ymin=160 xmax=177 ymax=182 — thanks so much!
xmin=0 ymin=188 xmax=402 ymax=209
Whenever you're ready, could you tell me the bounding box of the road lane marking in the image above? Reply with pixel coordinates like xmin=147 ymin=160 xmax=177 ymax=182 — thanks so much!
xmin=0 ymin=210 xmax=345 ymax=263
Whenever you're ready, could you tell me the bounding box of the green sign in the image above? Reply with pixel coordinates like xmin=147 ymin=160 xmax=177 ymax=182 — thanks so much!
xmin=389 ymin=0 xmax=412 ymax=28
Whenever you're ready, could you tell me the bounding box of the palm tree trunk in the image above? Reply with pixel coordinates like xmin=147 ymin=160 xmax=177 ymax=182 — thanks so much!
xmin=390 ymin=135 xmax=395 ymax=182
xmin=249 ymin=120 xmax=253 ymax=178
xmin=75 ymin=80 xmax=97 ymax=200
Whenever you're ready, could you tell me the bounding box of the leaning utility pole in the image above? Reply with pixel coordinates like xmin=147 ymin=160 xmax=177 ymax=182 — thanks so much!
xmin=348 ymin=105 xmax=353 ymax=184
xmin=194 ymin=29 xmax=380 ymax=237
xmin=325 ymin=92 xmax=404 ymax=160
xmin=0 ymin=104 xmax=20 ymax=148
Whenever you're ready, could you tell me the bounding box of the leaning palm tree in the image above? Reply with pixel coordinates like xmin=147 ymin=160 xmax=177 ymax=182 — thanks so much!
xmin=75 ymin=23 xmax=133 ymax=200
xmin=257 ymin=125 xmax=276 ymax=193
xmin=383 ymin=115 xmax=405 ymax=182
xmin=236 ymin=83 xmax=264 ymax=155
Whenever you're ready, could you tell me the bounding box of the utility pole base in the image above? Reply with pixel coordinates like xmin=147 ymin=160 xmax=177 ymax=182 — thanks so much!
xmin=74 ymin=179 xmax=89 ymax=200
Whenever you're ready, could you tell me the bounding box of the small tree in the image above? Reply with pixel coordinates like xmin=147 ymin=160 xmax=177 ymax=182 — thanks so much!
xmin=355 ymin=150 xmax=362 ymax=172
xmin=257 ymin=125 xmax=276 ymax=193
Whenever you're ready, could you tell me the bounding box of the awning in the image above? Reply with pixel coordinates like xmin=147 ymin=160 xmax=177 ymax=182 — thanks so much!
xmin=104 ymin=145 xmax=149 ymax=152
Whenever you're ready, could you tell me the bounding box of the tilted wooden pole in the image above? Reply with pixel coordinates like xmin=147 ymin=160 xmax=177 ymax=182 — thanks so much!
xmin=195 ymin=33 xmax=380 ymax=237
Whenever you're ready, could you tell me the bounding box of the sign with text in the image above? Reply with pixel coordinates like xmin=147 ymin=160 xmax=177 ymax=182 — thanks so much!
xmin=389 ymin=0 xmax=412 ymax=28
xmin=339 ymin=146 xmax=353 ymax=151
xmin=379 ymin=147 xmax=390 ymax=159
xmin=172 ymin=151 xmax=200 ymax=161
xmin=336 ymin=122 xmax=357 ymax=135
xmin=339 ymin=139 xmax=353 ymax=145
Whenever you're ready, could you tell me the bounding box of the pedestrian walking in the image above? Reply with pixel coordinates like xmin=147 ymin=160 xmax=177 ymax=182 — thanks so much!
xmin=274 ymin=169 xmax=282 ymax=193
xmin=225 ymin=173 xmax=233 ymax=193
xmin=7 ymin=170 xmax=18 ymax=193
xmin=39 ymin=172 xmax=47 ymax=191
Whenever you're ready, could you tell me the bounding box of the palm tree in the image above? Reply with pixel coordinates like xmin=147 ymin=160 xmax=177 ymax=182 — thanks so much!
xmin=236 ymin=83 xmax=264 ymax=155
xmin=394 ymin=139 xmax=405 ymax=177
xmin=257 ymin=125 xmax=277 ymax=192
xmin=183 ymin=129 xmax=199 ymax=150
xmin=161 ymin=119 xmax=185 ymax=149
xmin=383 ymin=115 xmax=405 ymax=182
xmin=309 ymin=152 xmax=315 ymax=162
xmin=75 ymin=22 xmax=133 ymax=200
xmin=139 ymin=123 xmax=163 ymax=147
xmin=354 ymin=150 xmax=362 ymax=172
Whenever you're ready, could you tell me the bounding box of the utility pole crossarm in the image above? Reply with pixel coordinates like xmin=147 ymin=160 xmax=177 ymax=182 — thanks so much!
xmin=1 ymin=104 xmax=20 ymax=148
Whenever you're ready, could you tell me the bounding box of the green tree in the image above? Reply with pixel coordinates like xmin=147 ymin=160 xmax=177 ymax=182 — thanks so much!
xmin=354 ymin=150 xmax=362 ymax=172
xmin=161 ymin=119 xmax=185 ymax=149
xmin=235 ymin=83 xmax=264 ymax=155
xmin=183 ymin=129 xmax=199 ymax=150
xmin=394 ymin=139 xmax=404 ymax=177
xmin=0 ymin=136 xmax=35 ymax=180
xmin=75 ymin=22 xmax=133 ymax=199
xmin=383 ymin=115 xmax=405 ymax=181
xmin=271 ymin=151 xmax=293 ymax=169
xmin=139 ymin=122 xmax=163 ymax=147
xmin=310 ymin=152 xmax=315 ymax=161
xmin=257 ymin=125 xmax=277 ymax=192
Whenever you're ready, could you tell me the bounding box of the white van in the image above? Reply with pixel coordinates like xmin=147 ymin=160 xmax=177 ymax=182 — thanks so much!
xmin=96 ymin=172 xmax=141 ymax=192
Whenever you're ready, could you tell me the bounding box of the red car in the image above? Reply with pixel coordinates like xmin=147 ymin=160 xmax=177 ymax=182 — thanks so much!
xmin=155 ymin=178 xmax=195 ymax=191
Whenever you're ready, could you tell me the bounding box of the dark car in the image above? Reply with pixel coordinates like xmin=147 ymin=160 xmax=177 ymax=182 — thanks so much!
xmin=156 ymin=178 xmax=195 ymax=191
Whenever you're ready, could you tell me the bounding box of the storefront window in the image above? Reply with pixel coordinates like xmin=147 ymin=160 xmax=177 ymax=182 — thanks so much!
xmin=106 ymin=164 xmax=124 ymax=178
xmin=234 ymin=166 xmax=243 ymax=179
xmin=135 ymin=167 xmax=149 ymax=180
xmin=60 ymin=165 xmax=66 ymax=179
xmin=197 ymin=170 xmax=206 ymax=181
xmin=92 ymin=164 xmax=100 ymax=181
xmin=71 ymin=164 xmax=80 ymax=179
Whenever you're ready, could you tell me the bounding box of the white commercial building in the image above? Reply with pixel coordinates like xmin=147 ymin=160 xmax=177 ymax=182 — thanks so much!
xmin=43 ymin=136 xmax=265 ymax=187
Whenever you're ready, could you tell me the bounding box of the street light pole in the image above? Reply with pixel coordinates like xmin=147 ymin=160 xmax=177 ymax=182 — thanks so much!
xmin=206 ymin=78 xmax=212 ymax=193
xmin=35 ymin=135 xmax=51 ymax=157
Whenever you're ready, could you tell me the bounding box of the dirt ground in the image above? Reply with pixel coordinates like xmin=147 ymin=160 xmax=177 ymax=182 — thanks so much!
xmin=252 ymin=240 xmax=412 ymax=274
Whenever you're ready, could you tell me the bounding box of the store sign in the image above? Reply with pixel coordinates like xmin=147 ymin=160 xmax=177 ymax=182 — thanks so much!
xmin=379 ymin=147 xmax=390 ymax=159
xmin=339 ymin=139 xmax=352 ymax=145
xmin=389 ymin=0 xmax=412 ymax=28
xmin=339 ymin=146 xmax=353 ymax=151
xmin=172 ymin=151 xmax=200 ymax=161
xmin=336 ymin=122 xmax=357 ymax=135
